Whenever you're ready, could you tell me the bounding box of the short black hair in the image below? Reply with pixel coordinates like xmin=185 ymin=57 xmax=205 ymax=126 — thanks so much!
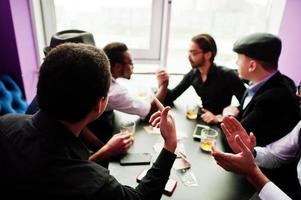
xmin=103 ymin=42 xmax=128 ymax=68
xmin=192 ymin=34 xmax=217 ymax=62
xmin=37 ymin=43 xmax=111 ymax=122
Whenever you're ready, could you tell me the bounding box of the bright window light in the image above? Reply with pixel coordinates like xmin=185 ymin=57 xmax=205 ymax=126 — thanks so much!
xmin=167 ymin=0 xmax=286 ymax=73
xmin=32 ymin=0 xmax=286 ymax=73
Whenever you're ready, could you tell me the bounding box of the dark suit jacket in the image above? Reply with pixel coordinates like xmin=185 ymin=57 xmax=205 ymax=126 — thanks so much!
xmin=237 ymin=72 xmax=301 ymax=198
xmin=239 ymin=71 xmax=300 ymax=146
xmin=0 ymin=111 xmax=176 ymax=199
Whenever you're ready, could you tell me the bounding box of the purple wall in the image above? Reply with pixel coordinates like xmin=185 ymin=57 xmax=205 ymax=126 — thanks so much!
xmin=0 ymin=0 xmax=39 ymax=102
xmin=279 ymin=0 xmax=301 ymax=85
xmin=0 ymin=0 xmax=23 ymax=90
xmin=9 ymin=0 xmax=39 ymax=102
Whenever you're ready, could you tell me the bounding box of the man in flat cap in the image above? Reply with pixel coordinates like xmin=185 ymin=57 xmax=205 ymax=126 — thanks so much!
xmin=222 ymin=33 xmax=300 ymax=197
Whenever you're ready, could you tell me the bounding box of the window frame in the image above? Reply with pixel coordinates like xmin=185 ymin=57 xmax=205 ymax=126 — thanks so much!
xmin=34 ymin=0 xmax=167 ymax=64
xmin=30 ymin=0 xmax=286 ymax=73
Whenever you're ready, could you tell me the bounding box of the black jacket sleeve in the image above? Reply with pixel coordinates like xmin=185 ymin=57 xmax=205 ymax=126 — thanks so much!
xmin=95 ymin=148 xmax=176 ymax=200
xmin=165 ymin=70 xmax=194 ymax=106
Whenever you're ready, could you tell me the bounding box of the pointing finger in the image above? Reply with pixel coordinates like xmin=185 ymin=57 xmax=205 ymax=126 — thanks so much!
xmin=153 ymin=97 xmax=164 ymax=111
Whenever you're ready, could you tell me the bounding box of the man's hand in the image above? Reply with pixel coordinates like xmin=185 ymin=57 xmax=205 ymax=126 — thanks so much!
xmin=212 ymin=135 xmax=256 ymax=174
xmin=156 ymin=69 xmax=169 ymax=88
xmin=222 ymin=105 xmax=240 ymax=117
xmin=221 ymin=116 xmax=256 ymax=153
xmin=149 ymin=97 xmax=177 ymax=153
xmin=201 ymin=108 xmax=222 ymax=124
xmin=104 ymin=132 xmax=133 ymax=156
xmin=89 ymin=132 xmax=133 ymax=161
xmin=212 ymin=135 xmax=269 ymax=191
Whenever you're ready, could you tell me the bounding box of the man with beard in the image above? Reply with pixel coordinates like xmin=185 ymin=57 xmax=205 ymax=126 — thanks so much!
xmin=160 ymin=33 xmax=246 ymax=124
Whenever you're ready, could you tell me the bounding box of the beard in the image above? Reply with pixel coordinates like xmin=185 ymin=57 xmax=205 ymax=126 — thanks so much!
xmin=190 ymin=57 xmax=205 ymax=68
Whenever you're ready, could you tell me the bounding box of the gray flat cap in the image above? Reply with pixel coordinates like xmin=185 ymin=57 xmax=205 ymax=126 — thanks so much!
xmin=233 ymin=33 xmax=281 ymax=62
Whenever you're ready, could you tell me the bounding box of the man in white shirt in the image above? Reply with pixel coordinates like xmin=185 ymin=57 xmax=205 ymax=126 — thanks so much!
xmin=87 ymin=42 xmax=168 ymax=162
xmin=103 ymin=42 xmax=168 ymax=117
xmin=212 ymin=116 xmax=301 ymax=200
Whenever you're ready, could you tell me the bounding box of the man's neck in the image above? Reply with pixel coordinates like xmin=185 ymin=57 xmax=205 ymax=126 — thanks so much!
xmin=60 ymin=120 xmax=86 ymax=137
xmin=251 ymin=69 xmax=277 ymax=84
xmin=198 ymin=61 xmax=212 ymax=82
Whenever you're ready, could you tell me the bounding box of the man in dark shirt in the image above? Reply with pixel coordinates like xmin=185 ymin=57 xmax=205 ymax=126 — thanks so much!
xmin=161 ymin=33 xmax=246 ymax=124
xmin=25 ymin=30 xmax=135 ymax=167
xmin=0 ymin=43 xmax=177 ymax=199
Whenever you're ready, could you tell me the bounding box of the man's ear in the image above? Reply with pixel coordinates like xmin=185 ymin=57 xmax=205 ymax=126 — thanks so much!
xmin=204 ymin=51 xmax=212 ymax=61
xmin=95 ymin=97 xmax=108 ymax=114
xmin=111 ymin=63 xmax=123 ymax=78
xmin=248 ymin=60 xmax=257 ymax=72
xmin=115 ymin=63 xmax=123 ymax=72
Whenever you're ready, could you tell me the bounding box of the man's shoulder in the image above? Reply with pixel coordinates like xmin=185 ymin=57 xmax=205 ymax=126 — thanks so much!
xmin=260 ymin=73 xmax=295 ymax=96
xmin=0 ymin=113 xmax=30 ymax=128
xmin=214 ymin=64 xmax=237 ymax=75
xmin=213 ymin=64 xmax=242 ymax=82
xmin=0 ymin=114 xmax=33 ymax=142
xmin=256 ymin=80 xmax=298 ymax=106
xmin=186 ymin=68 xmax=197 ymax=76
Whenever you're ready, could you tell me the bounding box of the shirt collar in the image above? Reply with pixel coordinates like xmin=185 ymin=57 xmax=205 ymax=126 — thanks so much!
xmin=111 ymin=77 xmax=117 ymax=83
xmin=207 ymin=63 xmax=217 ymax=77
xmin=192 ymin=63 xmax=216 ymax=77
xmin=32 ymin=110 xmax=79 ymax=140
xmin=248 ymin=70 xmax=278 ymax=94
xmin=32 ymin=110 xmax=90 ymax=160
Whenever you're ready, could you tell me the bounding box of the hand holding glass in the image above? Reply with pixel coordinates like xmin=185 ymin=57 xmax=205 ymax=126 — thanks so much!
xmin=120 ymin=121 xmax=136 ymax=140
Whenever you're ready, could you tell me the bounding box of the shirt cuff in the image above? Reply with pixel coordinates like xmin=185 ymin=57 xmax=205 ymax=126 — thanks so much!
xmin=254 ymin=147 xmax=266 ymax=166
xmin=259 ymin=181 xmax=291 ymax=200
xmin=153 ymin=148 xmax=177 ymax=171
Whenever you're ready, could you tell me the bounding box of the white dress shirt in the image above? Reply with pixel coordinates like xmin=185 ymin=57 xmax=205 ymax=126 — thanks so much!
xmin=105 ymin=79 xmax=151 ymax=117
xmin=255 ymin=120 xmax=301 ymax=200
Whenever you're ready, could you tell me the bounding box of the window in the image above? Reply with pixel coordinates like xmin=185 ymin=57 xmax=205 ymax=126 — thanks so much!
xmin=36 ymin=0 xmax=163 ymax=62
xmin=166 ymin=0 xmax=286 ymax=73
xmin=31 ymin=0 xmax=286 ymax=73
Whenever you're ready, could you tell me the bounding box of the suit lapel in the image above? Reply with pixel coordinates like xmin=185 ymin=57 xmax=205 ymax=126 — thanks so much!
xmin=240 ymin=71 xmax=282 ymax=118
xmin=239 ymin=89 xmax=249 ymax=111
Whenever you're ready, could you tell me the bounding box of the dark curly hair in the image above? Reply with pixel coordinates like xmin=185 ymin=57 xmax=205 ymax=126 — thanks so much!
xmin=103 ymin=42 xmax=128 ymax=69
xmin=37 ymin=43 xmax=111 ymax=122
